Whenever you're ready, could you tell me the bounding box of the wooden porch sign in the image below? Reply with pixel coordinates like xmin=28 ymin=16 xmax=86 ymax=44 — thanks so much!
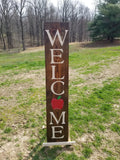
xmin=43 ymin=22 xmax=75 ymax=146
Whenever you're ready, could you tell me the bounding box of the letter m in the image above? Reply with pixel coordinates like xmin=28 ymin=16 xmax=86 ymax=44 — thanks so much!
xmin=45 ymin=30 xmax=68 ymax=46
xmin=49 ymin=111 xmax=66 ymax=125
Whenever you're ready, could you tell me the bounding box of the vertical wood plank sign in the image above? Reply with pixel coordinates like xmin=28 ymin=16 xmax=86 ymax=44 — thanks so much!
xmin=43 ymin=22 xmax=75 ymax=146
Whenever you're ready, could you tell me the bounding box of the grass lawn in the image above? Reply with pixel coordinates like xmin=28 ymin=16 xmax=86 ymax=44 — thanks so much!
xmin=0 ymin=43 xmax=120 ymax=160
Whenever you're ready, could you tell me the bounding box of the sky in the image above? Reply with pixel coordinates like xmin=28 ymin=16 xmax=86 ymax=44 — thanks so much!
xmin=16 ymin=0 xmax=96 ymax=11
xmin=50 ymin=0 xmax=96 ymax=11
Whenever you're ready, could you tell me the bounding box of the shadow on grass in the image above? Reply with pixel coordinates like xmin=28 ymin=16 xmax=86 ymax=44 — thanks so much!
xmin=29 ymin=136 xmax=74 ymax=160
xmin=80 ymin=39 xmax=120 ymax=48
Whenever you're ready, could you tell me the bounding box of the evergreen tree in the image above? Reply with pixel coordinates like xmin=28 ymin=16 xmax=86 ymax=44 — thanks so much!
xmin=89 ymin=0 xmax=120 ymax=41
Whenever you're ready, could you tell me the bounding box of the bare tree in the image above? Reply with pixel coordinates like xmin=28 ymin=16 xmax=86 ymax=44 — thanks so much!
xmin=27 ymin=5 xmax=35 ymax=46
xmin=58 ymin=0 xmax=91 ymax=42
xmin=33 ymin=0 xmax=40 ymax=46
xmin=76 ymin=4 xmax=91 ymax=42
xmin=15 ymin=0 xmax=26 ymax=51
xmin=58 ymin=0 xmax=71 ymax=22
xmin=0 ymin=15 xmax=6 ymax=50
xmin=69 ymin=1 xmax=79 ymax=42
xmin=29 ymin=0 xmax=41 ymax=46
xmin=40 ymin=0 xmax=48 ymax=45
xmin=12 ymin=10 xmax=21 ymax=48
xmin=0 ymin=0 xmax=15 ymax=49
xmin=47 ymin=4 xmax=58 ymax=22
xmin=28 ymin=0 xmax=48 ymax=46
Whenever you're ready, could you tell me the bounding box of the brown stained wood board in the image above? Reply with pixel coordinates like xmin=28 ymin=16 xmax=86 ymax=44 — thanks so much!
xmin=44 ymin=22 xmax=69 ymax=142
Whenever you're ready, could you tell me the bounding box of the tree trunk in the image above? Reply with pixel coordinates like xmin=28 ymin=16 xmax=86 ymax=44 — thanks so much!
xmin=35 ymin=9 xmax=40 ymax=47
xmin=107 ymin=36 xmax=110 ymax=41
xmin=36 ymin=19 xmax=40 ymax=46
xmin=40 ymin=21 xmax=43 ymax=45
xmin=0 ymin=21 xmax=6 ymax=50
xmin=20 ymin=14 xmax=25 ymax=51
xmin=5 ymin=19 xmax=13 ymax=49
xmin=110 ymin=36 xmax=114 ymax=42
xmin=1 ymin=31 xmax=6 ymax=50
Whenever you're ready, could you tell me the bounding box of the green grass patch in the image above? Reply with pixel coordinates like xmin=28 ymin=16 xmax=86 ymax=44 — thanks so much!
xmin=82 ymin=145 xmax=93 ymax=158
xmin=0 ymin=78 xmax=32 ymax=87
xmin=92 ymin=134 xmax=102 ymax=147
xmin=56 ymin=152 xmax=80 ymax=160
xmin=70 ymin=77 xmax=120 ymax=137
xmin=0 ymin=44 xmax=120 ymax=159
xmin=111 ymin=123 xmax=120 ymax=135
xmin=29 ymin=139 xmax=37 ymax=145
xmin=4 ymin=127 xmax=12 ymax=133
xmin=0 ymin=51 xmax=44 ymax=74
xmin=0 ymin=121 xmax=6 ymax=129
xmin=69 ymin=46 xmax=120 ymax=75
xmin=105 ymin=157 xmax=116 ymax=160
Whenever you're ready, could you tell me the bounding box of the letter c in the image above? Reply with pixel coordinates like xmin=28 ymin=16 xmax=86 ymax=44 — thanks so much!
xmin=51 ymin=81 xmax=64 ymax=95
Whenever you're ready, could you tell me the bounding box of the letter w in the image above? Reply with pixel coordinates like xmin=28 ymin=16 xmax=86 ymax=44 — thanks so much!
xmin=49 ymin=112 xmax=66 ymax=125
xmin=45 ymin=30 xmax=68 ymax=46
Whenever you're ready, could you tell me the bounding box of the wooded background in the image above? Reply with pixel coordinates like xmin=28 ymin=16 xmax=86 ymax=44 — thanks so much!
xmin=0 ymin=0 xmax=92 ymax=51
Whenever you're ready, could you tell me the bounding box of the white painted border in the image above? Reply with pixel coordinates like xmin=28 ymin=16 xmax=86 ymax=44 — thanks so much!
xmin=43 ymin=141 xmax=75 ymax=147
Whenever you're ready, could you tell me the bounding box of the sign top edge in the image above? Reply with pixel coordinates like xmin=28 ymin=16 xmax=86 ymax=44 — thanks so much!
xmin=44 ymin=22 xmax=69 ymax=28
xmin=45 ymin=22 xmax=69 ymax=24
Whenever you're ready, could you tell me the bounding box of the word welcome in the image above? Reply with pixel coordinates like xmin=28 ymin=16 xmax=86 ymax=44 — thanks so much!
xmin=45 ymin=22 xmax=69 ymax=142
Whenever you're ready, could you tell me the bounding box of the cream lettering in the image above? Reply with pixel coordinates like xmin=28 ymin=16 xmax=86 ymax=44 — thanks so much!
xmin=45 ymin=30 xmax=68 ymax=46
xmin=51 ymin=65 xmax=64 ymax=80
xmin=49 ymin=111 xmax=66 ymax=125
xmin=50 ymin=49 xmax=64 ymax=64
xmin=51 ymin=81 xmax=64 ymax=95
xmin=51 ymin=126 xmax=64 ymax=139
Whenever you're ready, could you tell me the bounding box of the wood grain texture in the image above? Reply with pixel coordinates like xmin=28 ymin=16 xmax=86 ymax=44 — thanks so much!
xmin=44 ymin=22 xmax=69 ymax=142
